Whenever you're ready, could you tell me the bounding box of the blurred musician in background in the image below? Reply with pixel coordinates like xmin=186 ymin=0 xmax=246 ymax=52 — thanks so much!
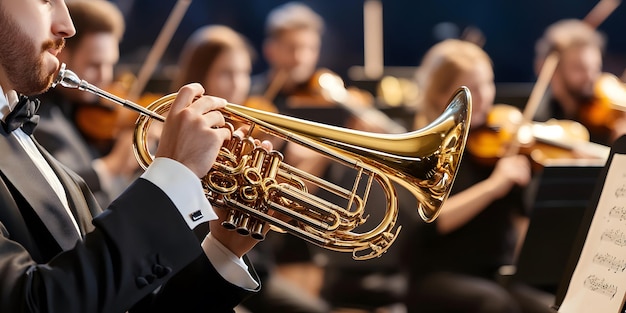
xmin=170 ymin=25 xmax=254 ymax=105
xmin=34 ymin=0 xmax=138 ymax=206
xmin=249 ymin=1 xmax=386 ymax=132
xmin=249 ymin=0 xmax=393 ymax=178
xmin=533 ymin=18 xmax=626 ymax=146
xmin=249 ymin=1 xmax=324 ymax=112
xmin=404 ymin=39 xmax=554 ymax=313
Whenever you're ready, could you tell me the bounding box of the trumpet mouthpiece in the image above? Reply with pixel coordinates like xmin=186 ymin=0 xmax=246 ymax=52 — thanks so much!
xmin=52 ymin=63 xmax=81 ymax=89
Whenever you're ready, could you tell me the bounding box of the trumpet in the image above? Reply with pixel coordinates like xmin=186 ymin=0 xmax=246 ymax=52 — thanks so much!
xmin=53 ymin=63 xmax=471 ymax=260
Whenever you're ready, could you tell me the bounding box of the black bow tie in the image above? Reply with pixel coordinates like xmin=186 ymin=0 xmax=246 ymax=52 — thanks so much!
xmin=2 ymin=95 xmax=40 ymax=135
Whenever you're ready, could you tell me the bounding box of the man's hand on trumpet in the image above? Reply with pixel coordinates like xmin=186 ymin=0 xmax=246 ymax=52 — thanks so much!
xmin=154 ymin=83 xmax=278 ymax=257
xmin=155 ymin=83 xmax=232 ymax=178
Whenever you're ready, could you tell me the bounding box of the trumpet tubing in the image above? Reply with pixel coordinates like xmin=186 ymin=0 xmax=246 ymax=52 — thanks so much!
xmin=54 ymin=64 xmax=472 ymax=260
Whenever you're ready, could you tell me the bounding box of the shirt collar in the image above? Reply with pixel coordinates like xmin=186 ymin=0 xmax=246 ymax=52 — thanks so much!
xmin=0 ymin=85 xmax=18 ymax=120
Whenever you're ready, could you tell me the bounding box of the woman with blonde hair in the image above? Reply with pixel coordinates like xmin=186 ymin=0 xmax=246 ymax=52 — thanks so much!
xmin=414 ymin=39 xmax=495 ymax=129
xmin=404 ymin=39 xmax=554 ymax=313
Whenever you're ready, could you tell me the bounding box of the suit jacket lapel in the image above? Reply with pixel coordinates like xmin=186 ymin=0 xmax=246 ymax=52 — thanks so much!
xmin=0 ymin=172 xmax=42 ymax=260
xmin=0 ymin=130 xmax=81 ymax=250
xmin=34 ymin=139 xmax=97 ymax=236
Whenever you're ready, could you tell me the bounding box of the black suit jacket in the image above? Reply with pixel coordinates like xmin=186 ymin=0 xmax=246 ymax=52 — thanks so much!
xmin=0 ymin=128 xmax=258 ymax=312
xmin=33 ymin=92 xmax=111 ymax=206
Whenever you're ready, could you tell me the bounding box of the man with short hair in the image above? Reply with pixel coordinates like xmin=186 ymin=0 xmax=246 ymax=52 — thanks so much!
xmin=533 ymin=18 xmax=621 ymax=145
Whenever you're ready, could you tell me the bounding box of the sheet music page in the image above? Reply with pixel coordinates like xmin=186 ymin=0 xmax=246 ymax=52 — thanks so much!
xmin=560 ymin=153 xmax=626 ymax=313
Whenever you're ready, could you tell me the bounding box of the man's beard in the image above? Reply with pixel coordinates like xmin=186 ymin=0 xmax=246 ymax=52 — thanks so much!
xmin=0 ymin=6 xmax=65 ymax=95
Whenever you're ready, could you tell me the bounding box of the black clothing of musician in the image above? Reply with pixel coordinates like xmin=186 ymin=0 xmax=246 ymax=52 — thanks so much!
xmin=403 ymin=151 xmax=555 ymax=313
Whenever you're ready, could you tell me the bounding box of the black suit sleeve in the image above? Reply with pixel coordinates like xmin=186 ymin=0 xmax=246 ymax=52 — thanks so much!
xmin=0 ymin=178 xmax=255 ymax=313
xmin=132 ymin=254 xmax=261 ymax=313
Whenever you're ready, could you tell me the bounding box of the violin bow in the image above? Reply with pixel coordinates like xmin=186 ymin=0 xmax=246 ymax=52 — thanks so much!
xmin=127 ymin=0 xmax=192 ymax=101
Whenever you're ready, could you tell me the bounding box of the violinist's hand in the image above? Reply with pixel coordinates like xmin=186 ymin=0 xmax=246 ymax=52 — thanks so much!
xmin=210 ymin=137 xmax=275 ymax=258
xmin=489 ymin=155 xmax=531 ymax=199
xmin=155 ymin=83 xmax=231 ymax=177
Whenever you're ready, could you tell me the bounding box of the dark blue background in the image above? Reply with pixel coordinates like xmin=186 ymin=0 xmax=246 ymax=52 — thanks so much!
xmin=111 ymin=0 xmax=626 ymax=83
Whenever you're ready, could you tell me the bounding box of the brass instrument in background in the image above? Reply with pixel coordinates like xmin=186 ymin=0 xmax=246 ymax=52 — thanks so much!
xmin=53 ymin=63 xmax=472 ymax=260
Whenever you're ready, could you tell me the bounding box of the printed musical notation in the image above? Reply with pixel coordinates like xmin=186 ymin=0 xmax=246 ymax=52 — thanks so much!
xmin=608 ymin=206 xmax=626 ymax=221
xmin=559 ymin=153 xmax=626 ymax=313
xmin=583 ymin=275 xmax=618 ymax=299
xmin=600 ymin=229 xmax=626 ymax=247
xmin=592 ymin=252 xmax=626 ymax=273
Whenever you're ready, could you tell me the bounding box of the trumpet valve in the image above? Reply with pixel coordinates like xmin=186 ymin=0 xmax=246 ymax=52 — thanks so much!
xmin=221 ymin=209 xmax=239 ymax=230
xmin=236 ymin=214 xmax=252 ymax=236
xmin=250 ymin=221 xmax=266 ymax=240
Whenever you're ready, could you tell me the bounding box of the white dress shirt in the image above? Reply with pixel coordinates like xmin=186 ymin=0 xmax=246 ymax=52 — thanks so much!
xmin=0 ymin=86 xmax=258 ymax=290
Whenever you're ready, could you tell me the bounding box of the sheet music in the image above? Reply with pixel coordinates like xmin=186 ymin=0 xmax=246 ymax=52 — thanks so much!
xmin=560 ymin=153 xmax=626 ymax=312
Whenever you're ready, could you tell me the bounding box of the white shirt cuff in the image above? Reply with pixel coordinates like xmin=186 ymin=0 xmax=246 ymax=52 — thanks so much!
xmin=202 ymin=233 xmax=259 ymax=290
xmin=140 ymin=157 xmax=216 ymax=228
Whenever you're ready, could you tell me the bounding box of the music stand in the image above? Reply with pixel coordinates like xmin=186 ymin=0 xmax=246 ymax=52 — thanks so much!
xmin=554 ymin=136 xmax=626 ymax=312
xmin=512 ymin=160 xmax=604 ymax=294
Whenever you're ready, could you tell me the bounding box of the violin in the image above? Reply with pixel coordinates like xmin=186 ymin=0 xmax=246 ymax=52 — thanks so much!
xmin=577 ymin=73 xmax=626 ymax=141
xmin=73 ymin=72 xmax=161 ymax=144
xmin=466 ymin=104 xmax=609 ymax=168
xmin=287 ymin=68 xmax=407 ymax=133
